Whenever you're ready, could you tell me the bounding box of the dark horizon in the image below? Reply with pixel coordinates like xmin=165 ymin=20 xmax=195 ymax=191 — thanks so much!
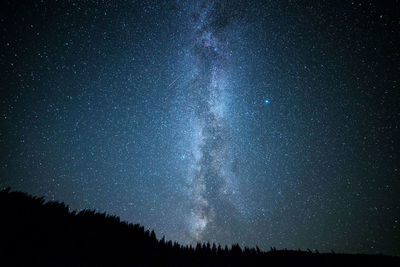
xmin=1 ymin=187 xmax=399 ymax=257
xmin=2 ymin=188 xmax=399 ymax=267
xmin=1 ymin=0 xmax=399 ymax=257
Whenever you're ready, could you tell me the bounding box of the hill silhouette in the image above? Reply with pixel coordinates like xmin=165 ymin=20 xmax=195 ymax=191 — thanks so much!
xmin=0 ymin=188 xmax=398 ymax=267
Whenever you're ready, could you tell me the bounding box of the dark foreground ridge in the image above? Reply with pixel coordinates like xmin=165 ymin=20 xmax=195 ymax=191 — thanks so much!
xmin=0 ymin=188 xmax=398 ymax=267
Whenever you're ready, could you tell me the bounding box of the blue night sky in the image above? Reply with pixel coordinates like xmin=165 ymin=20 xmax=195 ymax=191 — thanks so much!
xmin=1 ymin=0 xmax=399 ymax=256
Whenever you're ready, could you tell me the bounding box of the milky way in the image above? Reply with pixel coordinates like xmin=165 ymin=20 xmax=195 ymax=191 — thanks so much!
xmin=178 ymin=1 xmax=238 ymax=241
xmin=1 ymin=0 xmax=399 ymax=256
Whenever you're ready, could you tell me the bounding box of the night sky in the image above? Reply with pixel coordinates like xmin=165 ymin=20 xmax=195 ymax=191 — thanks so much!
xmin=1 ymin=0 xmax=399 ymax=256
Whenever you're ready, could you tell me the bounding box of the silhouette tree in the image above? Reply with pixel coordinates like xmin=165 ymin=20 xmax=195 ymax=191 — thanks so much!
xmin=0 ymin=188 xmax=398 ymax=267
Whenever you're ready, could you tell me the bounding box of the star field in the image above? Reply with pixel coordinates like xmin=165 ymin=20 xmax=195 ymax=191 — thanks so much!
xmin=0 ymin=0 xmax=399 ymax=256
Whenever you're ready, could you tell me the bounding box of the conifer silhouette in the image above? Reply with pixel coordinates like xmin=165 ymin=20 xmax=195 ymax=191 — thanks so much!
xmin=0 ymin=188 xmax=398 ymax=267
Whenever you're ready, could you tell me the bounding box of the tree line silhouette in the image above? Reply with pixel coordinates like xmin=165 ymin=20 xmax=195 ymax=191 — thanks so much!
xmin=0 ymin=188 xmax=398 ymax=266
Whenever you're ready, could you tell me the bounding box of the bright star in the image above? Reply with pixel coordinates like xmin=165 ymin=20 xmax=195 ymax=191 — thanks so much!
xmin=265 ymin=99 xmax=270 ymax=104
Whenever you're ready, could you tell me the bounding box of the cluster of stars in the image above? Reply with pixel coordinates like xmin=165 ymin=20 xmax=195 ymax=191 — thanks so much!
xmin=0 ymin=0 xmax=399 ymax=256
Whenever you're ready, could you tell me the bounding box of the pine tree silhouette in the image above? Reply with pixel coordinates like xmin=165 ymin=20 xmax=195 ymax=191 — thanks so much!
xmin=0 ymin=188 xmax=398 ymax=267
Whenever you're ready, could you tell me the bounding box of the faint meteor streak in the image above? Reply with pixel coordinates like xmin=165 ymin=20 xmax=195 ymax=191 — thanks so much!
xmin=167 ymin=74 xmax=183 ymax=89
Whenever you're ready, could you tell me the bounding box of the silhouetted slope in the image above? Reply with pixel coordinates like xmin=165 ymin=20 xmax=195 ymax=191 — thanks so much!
xmin=0 ymin=188 xmax=398 ymax=267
